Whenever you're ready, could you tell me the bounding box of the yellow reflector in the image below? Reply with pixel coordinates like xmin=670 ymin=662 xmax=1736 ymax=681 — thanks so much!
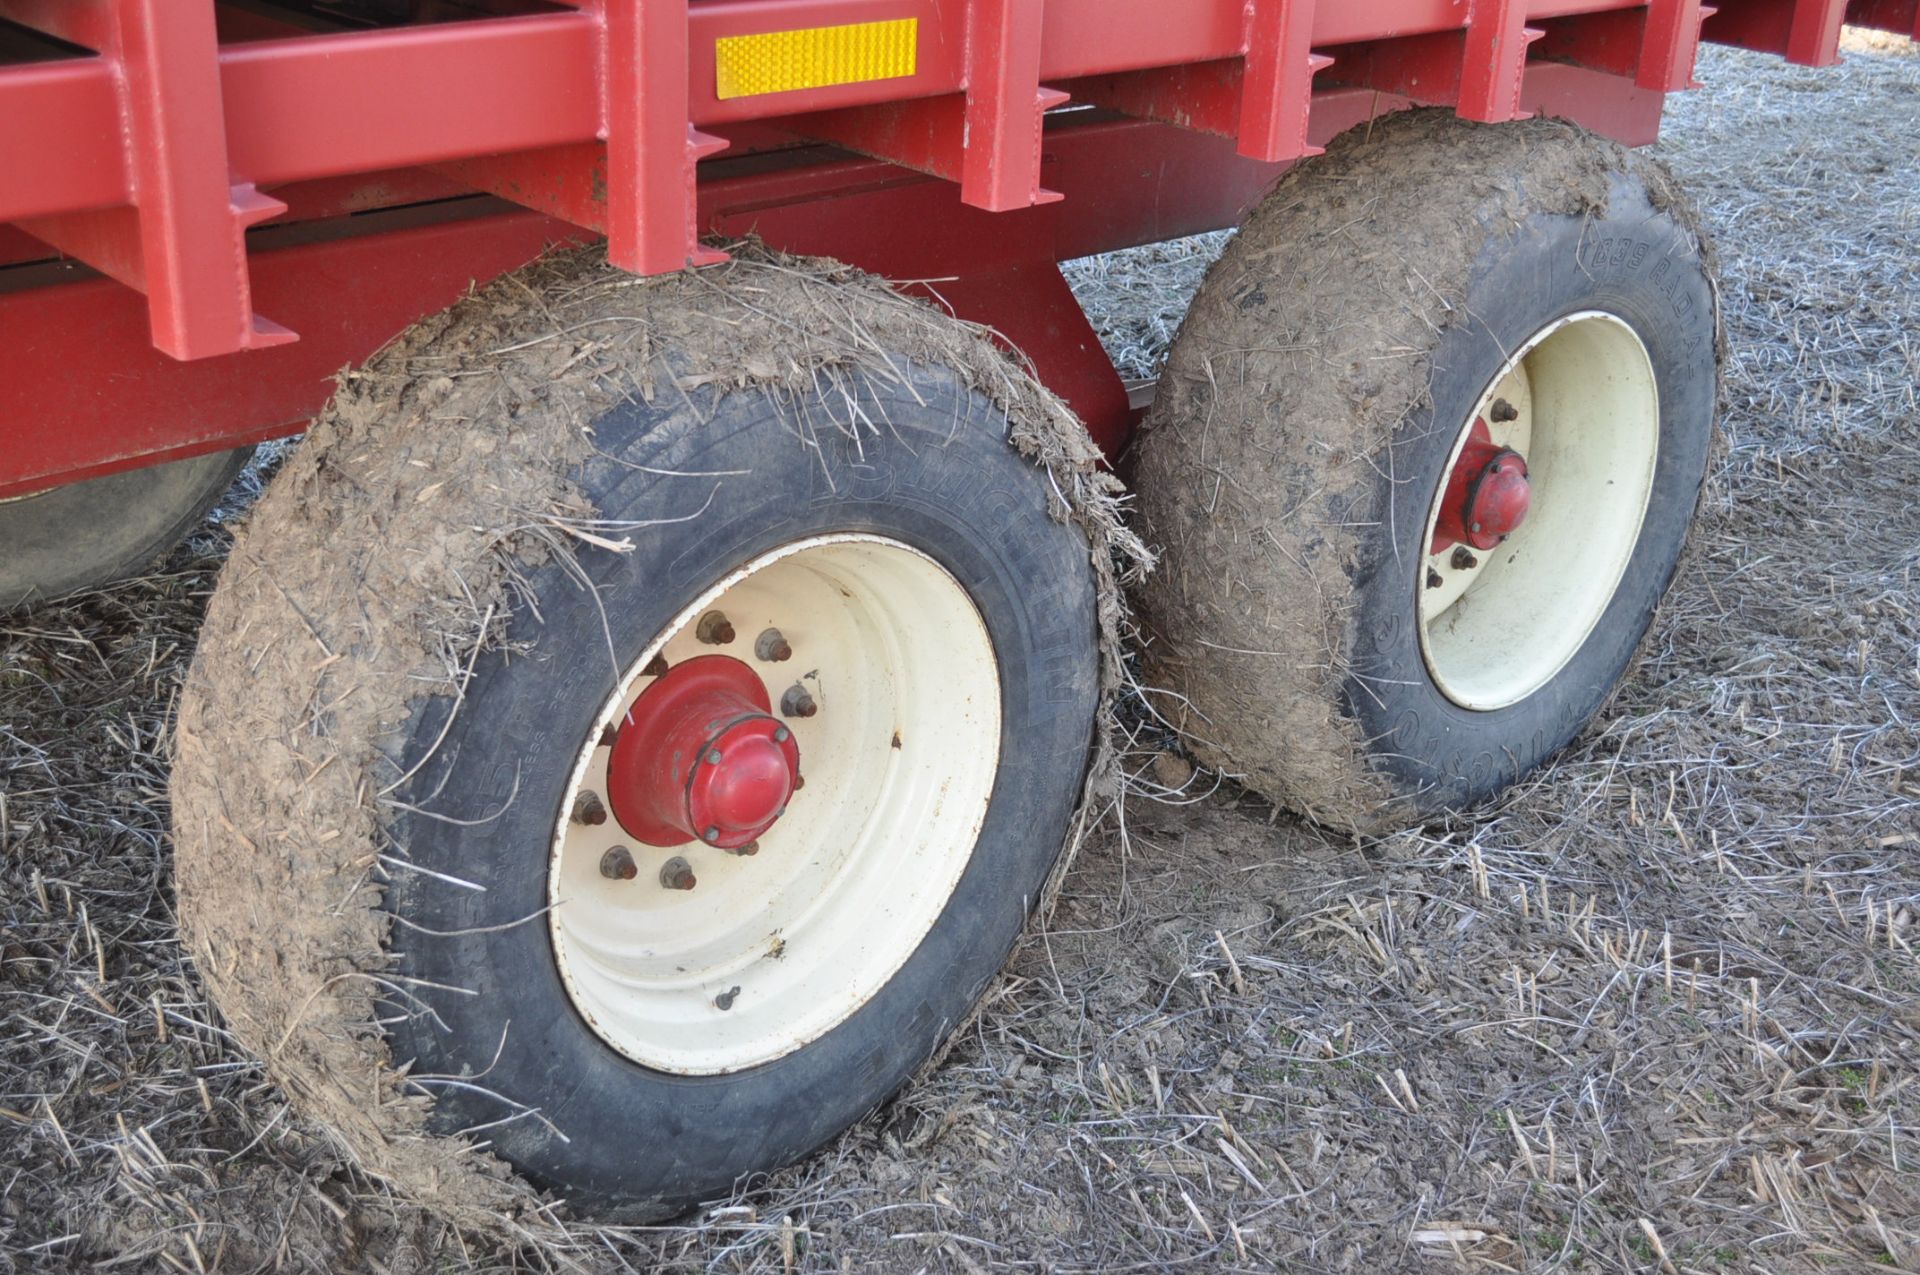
xmin=715 ymin=18 xmax=918 ymax=100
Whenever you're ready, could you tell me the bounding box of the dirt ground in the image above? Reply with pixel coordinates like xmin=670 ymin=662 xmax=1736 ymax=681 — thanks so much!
xmin=3 ymin=33 xmax=1917 ymax=1275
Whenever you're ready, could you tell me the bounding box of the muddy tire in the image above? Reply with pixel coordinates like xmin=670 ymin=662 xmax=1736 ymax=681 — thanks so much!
xmin=1133 ymin=111 xmax=1718 ymax=834
xmin=171 ymin=252 xmax=1105 ymax=1220
xmin=1 ymin=448 xmax=251 ymax=610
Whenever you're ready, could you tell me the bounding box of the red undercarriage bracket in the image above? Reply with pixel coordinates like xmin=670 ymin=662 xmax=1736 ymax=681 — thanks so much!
xmin=1064 ymin=0 xmax=1333 ymax=165
xmin=1703 ymin=0 xmax=1853 ymax=65
xmin=427 ymin=0 xmax=727 ymax=273
xmin=12 ymin=0 xmax=1909 ymax=495
xmin=787 ymin=0 xmax=1067 ymax=211
xmin=2 ymin=0 xmax=292 ymax=360
xmin=592 ymin=0 xmax=730 ymax=272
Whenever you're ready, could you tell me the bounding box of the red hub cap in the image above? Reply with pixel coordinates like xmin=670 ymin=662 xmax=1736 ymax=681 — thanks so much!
xmin=1431 ymin=418 xmax=1532 ymax=553
xmin=605 ymin=655 xmax=800 ymax=850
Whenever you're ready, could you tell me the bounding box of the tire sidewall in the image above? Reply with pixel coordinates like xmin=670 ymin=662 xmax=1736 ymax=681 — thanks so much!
xmin=384 ymin=369 xmax=1098 ymax=1212
xmin=1344 ymin=175 xmax=1717 ymax=813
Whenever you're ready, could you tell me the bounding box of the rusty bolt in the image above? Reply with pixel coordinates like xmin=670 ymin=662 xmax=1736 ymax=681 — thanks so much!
xmin=643 ymin=653 xmax=669 ymax=679
xmin=792 ymin=773 xmax=805 ymax=791
xmin=780 ymin=684 xmax=817 ymax=719
xmin=1450 ymin=546 xmax=1478 ymax=571
xmin=1490 ymin=397 xmax=1520 ymax=424
xmin=598 ymin=724 xmax=619 ymax=749
xmin=696 ymin=611 xmax=736 ymax=645
xmin=755 ymin=628 xmax=793 ymax=662
xmin=726 ymin=840 xmax=760 ymax=857
xmin=599 ymin=846 xmax=638 ymax=881
xmin=1426 ymin=566 xmax=1444 ymax=590
xmin=572 ymin=790 xmax=608 ymax=826
xmin=659 ymin=856 xmax=697 ymax=890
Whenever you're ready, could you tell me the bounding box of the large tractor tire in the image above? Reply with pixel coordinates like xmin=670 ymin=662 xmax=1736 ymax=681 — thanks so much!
xmin=1 ymin=448 xmax=251 ymax=610
xmin=171 ymin=251 xmax=1115 ymax=1219
xmin=1134 ymin=110 xmax=1719 ymax=834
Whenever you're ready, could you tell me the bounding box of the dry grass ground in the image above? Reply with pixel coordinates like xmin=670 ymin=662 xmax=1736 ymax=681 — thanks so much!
xmin=3 ymin=33 xmax=1916 ymax=1275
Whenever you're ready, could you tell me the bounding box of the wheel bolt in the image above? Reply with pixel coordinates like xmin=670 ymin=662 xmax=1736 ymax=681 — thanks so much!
xmin=572 ymin=790 xmax=608 ymax=826
xmin=755 ymin=628 xmax=793 ymax=662
xmin=702 ymin=826 xmax=721 ymax=843
xmin=1426 ymin=567 xmax=1444 ymax=590
xmin=643 ymin=653 xmax=669 ymax=679
xmin=600 ymin=846 xmax=638 ymax=881
xmin=1450 ymin=546 xmax=1478 ymax=571
xmin=598 ymin=724 xmax=619 ymax=748
xmin=696 ymin=611 xmax=735 ymax=645
xmin=1490 ymin=397 xmax=1520 ymax=424
xmin=659 ymin=856 xmax=697 ymax=890
xmin=780 ymin=685 xmax=817 ymax=718
xmin=792 ymin=773 xmax=805 ymax=791
xmin=773 ymin=725 xmax=790 ymax=744
xmin=726 ymin=840 xmax=760 ymax=857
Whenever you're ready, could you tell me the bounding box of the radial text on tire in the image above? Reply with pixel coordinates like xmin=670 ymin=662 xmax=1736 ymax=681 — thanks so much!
xmin=1134 ymin=110 xmax=1719 ymax=834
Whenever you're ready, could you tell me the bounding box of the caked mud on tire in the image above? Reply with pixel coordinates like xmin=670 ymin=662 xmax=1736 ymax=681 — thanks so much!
xmin=1133 ymin=110 xmax=1720 ymax=834
xmin=170 ymin=249 xmax=1132 ymax=1220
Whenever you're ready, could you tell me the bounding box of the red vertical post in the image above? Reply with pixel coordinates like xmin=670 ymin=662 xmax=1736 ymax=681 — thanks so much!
xmin=1458 ymin=0 xmax=1538 ymax=123
xmin=1784 ymin=0 xmax=1848 ymax=65
xmin=1638 ymin=0 xmax=1709 ymax=91
xmin=1240 ymin=0 xmax=1330 ymax=163
xmin=597 ymin=0 xmax=727 ymax=272
xmin=23 ymin=0 xmax=294 ymax=359
xmin=961 ymin=0 xmax=1064 ymax=211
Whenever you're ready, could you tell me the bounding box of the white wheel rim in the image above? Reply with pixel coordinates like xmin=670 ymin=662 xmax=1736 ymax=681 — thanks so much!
xmin=548 ymin=535 xmax=1001 ymax=1074
xmin=1417 ymin=311 xmax=1661 ymax=710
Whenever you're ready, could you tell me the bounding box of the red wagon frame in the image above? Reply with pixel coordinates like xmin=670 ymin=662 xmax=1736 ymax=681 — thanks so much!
xmin=2 ymin=0 xmax=1914 ymax=500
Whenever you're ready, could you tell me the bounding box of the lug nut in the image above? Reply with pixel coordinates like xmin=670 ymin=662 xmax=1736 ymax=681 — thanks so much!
xmin=1490 ymin=397 xmax=1520 ymax=424
xmin=599 ymin=846 xmax=638 ymax=880
xmin=572 ymin=790 xmax=608 ymax=826
xmin=755 ymin=628 xmax=793 ymax=662
xmin=643 ymin=653 xmax=669 ymax=679
xmin=1426 ymin=566 xmax=1444 ymax=590
xmin=726 ymin=840 xmax=760 ymax=857
xmin=659 ymin=856 xmax=697 ymax=890
xmin=780 ymin=684 xmax=817 ymax=718
xmin=696 ymin=611 xmax=736 ymax=645
xmin=598 ymin=724 xmax=619 ymax=748
xmin=792 ymin=773 xmax=805 ymax=791
xmin=1450 ymin=546 xmax=1478 ymax=571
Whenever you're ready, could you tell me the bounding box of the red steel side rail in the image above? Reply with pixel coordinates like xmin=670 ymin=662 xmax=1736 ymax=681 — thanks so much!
xmin=1 ymin=0 xmax=1914 ymax=496
xmin=3 ymin=0 xmax=1851 ymax=363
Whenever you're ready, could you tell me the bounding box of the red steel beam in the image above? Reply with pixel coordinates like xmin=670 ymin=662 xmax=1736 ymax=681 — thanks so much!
xmin=1844 ymin=0 xmax=1920 ymax=36
xmin=1 ymin=0 xmax=1678 ymax=227
xmin=1460 ymin=0 xmax=1544 ymax=122
xmin=0 ymin=0 xmax=1699 ymax=369
xmin=0 ymin=205 xmax=585 ymax=500
xmin=1702 ymin=0 xmax=1850 ymax=64
xmin=1 ymin=56 xmax=1662 ymax=497
xmin=6 ymin=0 xmax=295 ymax=359
xmin=1241 ymin=0 xmax=1332 ymax=163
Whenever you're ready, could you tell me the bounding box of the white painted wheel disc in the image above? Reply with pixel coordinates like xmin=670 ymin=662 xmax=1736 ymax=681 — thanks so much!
xmin=1417 ymin=311 xmax=1661 ymax=710
xmin=548 ymin=536 xmax=1001 ymax=1074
